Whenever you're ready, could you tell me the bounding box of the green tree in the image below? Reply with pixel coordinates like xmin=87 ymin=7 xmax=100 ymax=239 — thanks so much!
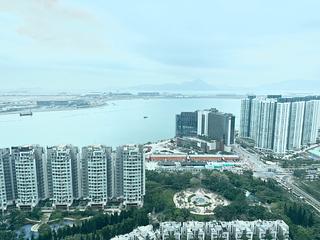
xmin=17 ymin=229 xmax=25 ymax=240
xmin=190 ymin=177 xmax=201 ymax=187
xmin=0 ymin=231 xmax=16 ymax=240
xmin=38 ymin=224 xmax=52 ymax=240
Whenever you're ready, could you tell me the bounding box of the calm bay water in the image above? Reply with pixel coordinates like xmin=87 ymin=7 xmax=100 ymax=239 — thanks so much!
xmin=0 ymin=98 xmax=240 ymax=147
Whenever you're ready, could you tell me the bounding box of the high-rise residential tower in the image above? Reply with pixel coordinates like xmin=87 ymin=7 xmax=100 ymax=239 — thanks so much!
xmin=115 ymin=145 xmax=145 ymax=207
xmin=250 ymin=98 xmax=277 ymax=150
xmin=240 ymin=96 xmax=256 ymax=138
xmin=47 ymin=145 xmax=80 ymax=208
xmin=0 ymin=143 xmax=148 ymax=209
xmin=0 ymin=148 xmax=14 ymax=211
xmin=287 ymin=100 xmax=305 ymax=150
xmin=82 ymin=145 xmax=112 ymax=207
xmin=273 ymin=101 xmax=291 ymax=154
xmin=11 ymin=145 xmax=46 ymax=209
xmin=240 ymin=95 xmax=320 ymax=154
xmin=302 ymin=98 xmax=320 ymax=145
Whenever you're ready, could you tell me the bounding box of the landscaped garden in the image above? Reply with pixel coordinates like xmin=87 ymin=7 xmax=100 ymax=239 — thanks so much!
xmin=174 ymin=188 xmax=229 ymax=215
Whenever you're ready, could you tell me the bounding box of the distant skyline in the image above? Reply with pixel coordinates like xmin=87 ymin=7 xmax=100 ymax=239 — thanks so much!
xmin=1 ymin=0 xmax=320 ymax=92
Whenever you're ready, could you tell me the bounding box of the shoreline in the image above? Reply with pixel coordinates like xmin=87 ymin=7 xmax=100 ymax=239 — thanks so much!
xmin=0 ymin=104 xmax=108 ymax=116
xmin=0 ymin=95 xmax=243 ymax=117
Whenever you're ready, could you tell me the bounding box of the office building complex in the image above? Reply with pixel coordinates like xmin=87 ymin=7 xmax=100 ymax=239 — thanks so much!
xmin=207 ymin=110 xmax=235 ymax=145
xmin=176 ymin=109 xmax=235 ymax=146
xmin=0 ymin=148 xmax=14 ymax=211
xmin=11 ymin=145 xmax=46 ymax=209
xmin=82 ymin=145 xmax=112 ymax=207
xmin=197 ymin=110 xmax=211 ymax=136
xmin=240 ymin=95 xmax=320 ymax=154
xmin=176 ymin=112 xmax=198 ymax=137
xmin=47 ymin=145 xmax=80 ymax=208
xmin=115 ymin=145 xmax=145 ymax=207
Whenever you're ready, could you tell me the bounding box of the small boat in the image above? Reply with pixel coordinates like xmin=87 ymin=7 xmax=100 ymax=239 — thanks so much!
xmin=143 ymin=116 xmax=148 ymax=119
xmin=20 ymin=111 xmax=33 ymax=117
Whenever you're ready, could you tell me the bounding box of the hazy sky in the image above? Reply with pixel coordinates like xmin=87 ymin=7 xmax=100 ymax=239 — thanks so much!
xmin=1 ymin=0 xmax=320 ymax=92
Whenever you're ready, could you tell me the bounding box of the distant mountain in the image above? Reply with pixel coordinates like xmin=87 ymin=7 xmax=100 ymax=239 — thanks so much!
xmin=128 ymin=79 xmax=235 ymax=92
xmin=126 ymin=79 xmax=319 ymax=95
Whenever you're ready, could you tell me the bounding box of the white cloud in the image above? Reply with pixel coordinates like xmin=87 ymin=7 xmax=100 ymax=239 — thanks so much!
xmin=0 ymin=0 xmax=320 ymax=91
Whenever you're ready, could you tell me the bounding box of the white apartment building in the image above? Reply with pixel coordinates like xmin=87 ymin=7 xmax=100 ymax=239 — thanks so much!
xmin=240 ymin=95 xmax=320 ymax=154
xmin=160 ymin=222 xmax=182 ymax=240
xmin=182 ymin=221 xmax=206 ymax=240
xmin=206 ymin=221 xmax=230 ymax=240
xmin=230 ymin=221 xmax=254 ymax=240
xmin=159 ymin=220 xmax=289 ymax=240
xmin=276 ymin=220 xmax=290 ymax=240
xmin=303 ymin=99 xmax=320 ymax=145
xmin=240 ymin=98 xmax=251 ymax=138
xmin=0 ymin=144 xmax=147 ymax=209
xmin=112 ymin=220 xmax=289 ymax=240
xmin=111 ymin=225 xmax=157 ymax=240
xmin=254 ymin=220 xmax=277 ymax=240
xmin=47 ymin=145 xmax=80 ymax=208
xmin=0 ymin=156 xmax=8 ymax=211
xmin=240 ymin=96 xmax=256 ymax=138
xmin=250 ymin=98 xmax=277 ymax=150
xmin=82 ymin=145 xmax=111 ymax=207
xmin=0 ymin=148 xmax=13 ymax=211
xmin=116 ymin=145 xmax=145 ymax=207
xmin=11 ymin=145 xmax=46 ymax=209
xmin=273 ymin=101 xmax=291 ymax=154
xmin=288 ymin=101 xmax=305 ymax=150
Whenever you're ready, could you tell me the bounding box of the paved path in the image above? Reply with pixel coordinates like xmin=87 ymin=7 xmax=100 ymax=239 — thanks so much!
xmin=30 ymin=212 xmax=52 ymax=233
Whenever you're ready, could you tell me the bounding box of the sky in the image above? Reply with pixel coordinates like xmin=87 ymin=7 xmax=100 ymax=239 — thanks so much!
xmin=1 ymin=0 xmax=320 ymax=92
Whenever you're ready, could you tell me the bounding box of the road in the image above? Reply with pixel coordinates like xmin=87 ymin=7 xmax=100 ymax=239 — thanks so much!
xmin=233 ymin=145 xmax=320 ymax=214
